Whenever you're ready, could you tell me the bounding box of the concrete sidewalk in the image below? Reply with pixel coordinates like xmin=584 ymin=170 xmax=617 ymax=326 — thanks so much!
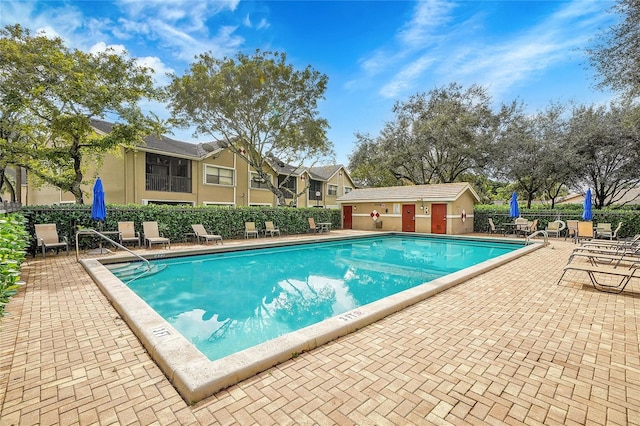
xmin=1 ymin=233 xmax=638 ymax=425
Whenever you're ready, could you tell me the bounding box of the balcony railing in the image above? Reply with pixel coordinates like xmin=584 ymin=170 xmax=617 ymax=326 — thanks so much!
xmin=146 ymin=174 xmax=191 ymax=193
xmin=309 ymin=191 xmax=323 ymax=201
xmin=0 ymin=201 xmax=21 ymax=213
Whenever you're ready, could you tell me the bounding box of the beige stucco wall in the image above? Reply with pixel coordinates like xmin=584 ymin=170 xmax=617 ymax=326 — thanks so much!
xmin=345 ymin=202 xmax=409 ymax=232
xmin=340 ymin=189 xmax=476 ymax=235
xmin=25 ymin=152 xmax=119 ymax=205
xmin=26 ymin=147 xmax=283 ymax=207
xmin=324 ymin=172 xmax=354 ymax=209
xmin=447 ymin=190 xmax=476 ymax=234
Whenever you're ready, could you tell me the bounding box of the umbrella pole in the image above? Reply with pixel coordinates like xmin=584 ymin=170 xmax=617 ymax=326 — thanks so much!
xmin=88 ymin=221 xmax=111 ymax=255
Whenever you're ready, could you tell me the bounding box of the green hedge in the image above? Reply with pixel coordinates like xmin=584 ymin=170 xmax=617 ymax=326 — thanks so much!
xmin=0 ymin=214 xmax=28 ymax=319
xmin=22 ymin=204 xmax=341 ymax=252
xmin=473 ymin=204 xmax=640 ymax=238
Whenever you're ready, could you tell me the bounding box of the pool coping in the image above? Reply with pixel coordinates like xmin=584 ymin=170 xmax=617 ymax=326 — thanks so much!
xmin=80 ymin=232 xmax=543 ymax=403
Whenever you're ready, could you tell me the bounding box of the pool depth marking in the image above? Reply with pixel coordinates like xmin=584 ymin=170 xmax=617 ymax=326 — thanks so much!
xmin=339 ymin=310 xmax=364 ymax=321
xmin=152 ymin=327 xmax=172 ymax=338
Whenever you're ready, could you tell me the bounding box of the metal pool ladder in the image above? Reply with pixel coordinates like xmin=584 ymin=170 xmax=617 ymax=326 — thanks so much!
xmin=526 ymin=230 xmax=549 ymax=246
xmin=75 ymin=228 xmax=151 ymax=269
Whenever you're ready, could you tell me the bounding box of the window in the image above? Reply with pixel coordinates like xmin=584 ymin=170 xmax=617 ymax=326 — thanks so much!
xmin=277 ymin=175 xmax=297 ymax=198
xmin=144 ymin=200 xmax=195 ymax=206
xmin=251 ymin=173 xmax=270 ymax=189
xmin=309 ymin=180 xmax=323 ymax=200
xmin=344 ymin=187 xmax=353 ymax=194
xmin=327 ymin=184 xmax=338 ymax=196
xmin=203 ymin=202 xmax=233 ymax=207
xmin=205 ymin=165 xmax=234 ymax=186
xmin=145 ymin=153 xmax=191 ymax=193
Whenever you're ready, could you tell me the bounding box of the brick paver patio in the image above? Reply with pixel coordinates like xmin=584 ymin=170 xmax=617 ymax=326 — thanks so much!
xmin=1 ymin=232 xmax=639 ymax=425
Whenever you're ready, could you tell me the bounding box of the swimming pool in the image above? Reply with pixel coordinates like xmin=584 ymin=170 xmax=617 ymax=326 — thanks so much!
xmin=115 ymin=235 xmax=518 ymax=361
xmin=81 ymin=232 xmax=542 ymax=403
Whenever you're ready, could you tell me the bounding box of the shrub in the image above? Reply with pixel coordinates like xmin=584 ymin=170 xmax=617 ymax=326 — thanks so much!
xmin=21 ymin=204 xmax=341 ymax=252
xmin=0 ymin=214 xmax=28 ymax=318
xmin=474 ymin=204 xmax=640 ymax=238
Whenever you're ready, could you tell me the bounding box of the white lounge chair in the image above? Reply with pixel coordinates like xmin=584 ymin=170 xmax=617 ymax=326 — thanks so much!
xmin=596 ymin=221 xmax=623 ymax=240
xmin=118 ymin=221 xmax=140 ymax=247
xmin=142 ymin=221 xmax=171 ymax=249
xmin=308 ymin=218 xmax=321 ymax=233
xmin=595 ymin=223 xmax=612 ymax=239
xmin=488 ymin=218 xmax=503 ymax=235
xmin=191 ymin=224 xmax=223 ymax=245
xmin=576 ymin=221 xmax=594 ymax=243
xmin=244 ymin=222 xmax=259 ymax=239
xmin=545 ymin=220 xmax=565 ymax=238
xmin=557 ymin=262 xmax=640 ymax=293
xmin=34 ymin=223 xmax=69 ymax=258
xmin=264 ymin=221 xmax=280 ymax=237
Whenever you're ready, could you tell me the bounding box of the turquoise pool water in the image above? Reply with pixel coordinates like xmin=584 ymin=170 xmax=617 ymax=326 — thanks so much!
xmin=110 ymin=235 xmax=521 ymax=361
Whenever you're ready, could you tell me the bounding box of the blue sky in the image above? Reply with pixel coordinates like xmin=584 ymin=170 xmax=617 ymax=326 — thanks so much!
xmin=0 ymin=0 xmax=619 ymax=166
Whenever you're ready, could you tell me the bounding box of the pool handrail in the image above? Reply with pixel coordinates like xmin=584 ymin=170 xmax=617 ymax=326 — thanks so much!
xmin=75 ymin=228 xmax=151 ymax=270
xmin=526 ymin=230 xmax=549 ymax=246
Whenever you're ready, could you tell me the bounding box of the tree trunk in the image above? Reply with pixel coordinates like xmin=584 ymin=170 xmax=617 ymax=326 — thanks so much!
xmin=15 ymin=166 xmax=21 ymax=203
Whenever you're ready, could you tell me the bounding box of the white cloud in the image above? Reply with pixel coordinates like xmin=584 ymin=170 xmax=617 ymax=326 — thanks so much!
xmin=0 ymin=2 xmax=88 ymax=46
xmin=397 ymin=0 xmax=456 ymax=47
xmin=348 ymin=0 xmax=455 ymax=91
xmin=243 ymin=14 xmax=252 ymax=27
xmin=380 ymin=56 xmax=436 ymax=98
xmin=89 ymin=41 xmax=126 ymax=55
xmin=350 ymin=0 xmax=614 ymax=105
xmin=438 ymin=0 xmax=614 ymax=100
xmin=244 ymin=14 xmax=269 ymax=30
xmin=256 ymin=18 xmax=269 ymax=30
xmin=83 ymin=42 xmax=173 ymax=86
xmin=116 ymin=0 xmax=239 ymax=31
xmin=113 ymin=18 xmax=151 ymax=40
xmin=136 ymin=56 xmax=175 ymax=86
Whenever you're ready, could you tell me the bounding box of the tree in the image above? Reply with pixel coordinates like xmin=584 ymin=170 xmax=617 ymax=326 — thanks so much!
xmin=348 ymin=132 xmax=398 ymax=187
xmin=567 ymin=101 xmax=640 ymax=208
xmin=0 ymin=24 xmax=164 ymax=204
xmin=532 ymin=104 xmax=574 ymax=208
xmin=587 ymin=0 xmax=640 ymax=97
xmin=491 ymin=103 xmax=572 ymax=208
xmin=348 ymin=83 xmax=498 ymax=187
xmin=0 ymin=109 xmax=24 ymax=202
xmin=167 ymin=50 xmax=334 ymax=206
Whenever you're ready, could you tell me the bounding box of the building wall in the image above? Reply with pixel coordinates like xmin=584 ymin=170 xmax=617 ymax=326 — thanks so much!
xmin=25 ymin=147 xmax=286 ymax=207
xmin=298 ymin=175 xmax=311 ymax=207
xmin=340 ymin=190 xmax=476 ymax=235
xmin=447 ymin=191 xmax=476 ymax=234
xmin=197 ymin=150 xmax=241 ymax=206
xmin=26 ymin=153 xmax=116 ymax=205
xmin=274 ymin=170 xmax=355 ymax=208
xmin=346 ymin=202 xmax=408 ymax=232
xmin=327 ymin=172 xmax=354 ymax=208
xmin=132 ymin=150 xmax=196 ymax=205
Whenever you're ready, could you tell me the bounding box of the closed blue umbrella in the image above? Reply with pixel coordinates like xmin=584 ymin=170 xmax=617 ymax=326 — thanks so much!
xmin=90 ymin=177 xmax=108 ymax=254
xmin=582 ymin=188 xmax=593 ymax=220
xmin=509 ymin=192 xmax=520 ymax=218
xmin=91 ymin=177 xmax=106 ymax=222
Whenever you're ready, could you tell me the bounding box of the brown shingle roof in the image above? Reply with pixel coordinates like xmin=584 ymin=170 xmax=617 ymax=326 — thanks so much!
xmin=308 ymin=164 xmax=343 ymax=180
xmin=337 ymin=182 xmax=479 ymax=203
xmin=90 ymin=119 xmax=219 ymax=159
